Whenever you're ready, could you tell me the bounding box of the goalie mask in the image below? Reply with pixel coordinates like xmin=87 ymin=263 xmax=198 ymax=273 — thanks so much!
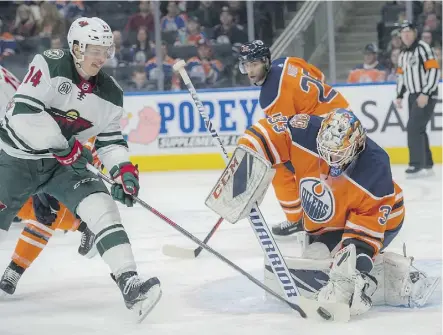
xmin=316 ymin=109 xmax=366 ymax=176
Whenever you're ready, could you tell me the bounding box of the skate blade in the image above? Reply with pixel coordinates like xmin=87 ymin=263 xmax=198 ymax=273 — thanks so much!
xmin=0 ymin=289 xmax=12 ymax=299
xmin=83 ymin=245 xmax=98 ymax=259
xmin=135 ymin=284 xmax=162 ymax=323
xmin=406 ymin=170 xmax=435 ymax=179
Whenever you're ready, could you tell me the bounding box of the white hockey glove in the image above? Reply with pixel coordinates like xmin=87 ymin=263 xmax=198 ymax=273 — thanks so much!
xmin=205 ymin=145 xmax=275 ymax=223
xmin=315 ymin=244 xmax=377 ymax=316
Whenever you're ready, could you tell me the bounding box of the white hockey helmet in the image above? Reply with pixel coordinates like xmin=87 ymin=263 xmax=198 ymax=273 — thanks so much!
xmin=67 ymin=17 xmax=115 ymax=63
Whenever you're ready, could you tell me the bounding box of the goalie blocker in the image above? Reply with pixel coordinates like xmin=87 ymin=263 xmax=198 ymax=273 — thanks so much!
xmin=205 ymin=110 xmax=440 ymax=317
xmin=205 ymin=145 xmax=275 ymax=224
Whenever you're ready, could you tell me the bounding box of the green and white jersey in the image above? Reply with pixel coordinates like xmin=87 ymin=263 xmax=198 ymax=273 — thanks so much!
xmin=0 ymin=49 xmax=129 ymax=170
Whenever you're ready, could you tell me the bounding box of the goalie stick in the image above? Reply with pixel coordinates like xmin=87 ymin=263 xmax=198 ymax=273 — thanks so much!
xmin=162 ymin=217 xmax=223 ymax=258
xmin=86 ymin=163 xmax=349 ymax=321
xmin=172 ymin=60 xmax=350 ymax=322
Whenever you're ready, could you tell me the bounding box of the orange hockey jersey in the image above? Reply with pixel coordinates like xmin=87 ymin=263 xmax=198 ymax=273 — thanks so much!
xmin=239 ymin=114 xmax=404 ymax=256
xmin=259 ymin=57 xmax=349 ymax=118
xmin=258 ymin=57 xmax=350 ymax=223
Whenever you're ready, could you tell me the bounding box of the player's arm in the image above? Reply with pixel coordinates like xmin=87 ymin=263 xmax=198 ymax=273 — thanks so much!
xmin=5 ymin=54 xmax=67 ymax=151
xmin=238 ymin=114 xmax=291 ymax=166
xmin=83 ymin=137 xmax=103 ymax=170
xmin=396 ymin=51 xmax=406 ymax=99
xmin=418 ymin=41 xmax=441 ymax=96
xmin=342 ymin=191 xmax=397 ymax=258
xmin=95 ymin=97 xmax=138 ymax=207
xmin=242 ymin=114 xmax=302 ymax=222
xmin=306 ymin=63 xmax=325 ymax=82
xmin=206 ymin=116 xmax=290 ymax=223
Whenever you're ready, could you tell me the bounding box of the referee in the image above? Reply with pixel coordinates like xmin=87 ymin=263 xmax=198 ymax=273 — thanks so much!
xmin=396 ymin=20 xmax=441 ymax=178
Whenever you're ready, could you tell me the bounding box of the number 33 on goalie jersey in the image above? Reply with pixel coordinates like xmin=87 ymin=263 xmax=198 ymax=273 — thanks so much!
xmin=239 ymin=114 xmax=405 ymax=256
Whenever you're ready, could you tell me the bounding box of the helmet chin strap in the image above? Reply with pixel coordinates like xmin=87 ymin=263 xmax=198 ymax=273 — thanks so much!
xmin=75 ymin=58 xmax=92 ymax=79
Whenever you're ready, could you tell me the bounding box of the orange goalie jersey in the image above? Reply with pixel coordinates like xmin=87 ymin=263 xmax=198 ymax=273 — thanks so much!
xmin=259 ymin=57 xmax=350 ymax=224
xmin=239 ymin=114 xmax=404 ymax=256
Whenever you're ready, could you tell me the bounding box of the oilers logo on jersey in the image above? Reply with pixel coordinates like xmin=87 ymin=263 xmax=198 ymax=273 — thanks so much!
xmin=300 ymin=178 xmax=335 ymax=223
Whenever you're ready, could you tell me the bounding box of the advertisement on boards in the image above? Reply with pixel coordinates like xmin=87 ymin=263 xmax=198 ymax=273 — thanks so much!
xmin=338 ymin=83 xmax=442 ymax=147
xmin=121 ymin=83 xmax=441 ymax=158
xmin=121 ymin=88 xmax=264 ymax=156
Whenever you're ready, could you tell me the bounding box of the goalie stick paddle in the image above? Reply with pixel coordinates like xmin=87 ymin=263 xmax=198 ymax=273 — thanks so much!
xmin=86 ymin=164 xmax=349 ymax=322
xmin=162 ymin=217 xmax=224 ymax=258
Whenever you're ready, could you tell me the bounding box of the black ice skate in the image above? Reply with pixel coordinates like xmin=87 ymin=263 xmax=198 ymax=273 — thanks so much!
xmin=78 ymin=225 xmax=97 ymax=258
xmin=271 ymin=218 xmax=304 ymax=237
xmin=0 ymin=261 xmax=25 ymax=295
xmin=405 ymin=166 xmax=435 ymax=179
xmin=116 ymin=271 xmax=162 ymax=323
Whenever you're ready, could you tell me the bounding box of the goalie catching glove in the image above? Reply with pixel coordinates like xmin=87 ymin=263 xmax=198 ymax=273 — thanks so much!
xmin=110 ymin=162 xmax=140 ymax=207
xmin=205 ymin=145 xmax=275 ymax=223
xmin=51 ymin=137 xmax=93 ymax=175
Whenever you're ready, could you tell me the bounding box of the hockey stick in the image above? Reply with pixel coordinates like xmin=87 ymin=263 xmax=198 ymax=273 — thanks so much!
xmin=162 ymin=216 xmax=223 ymax=258
xmin=86 ymin=164 xmax=307 ymax=315
xmin=172 ymin=61 xmax=349 ymax=322
xmin=86 ymin=163 xmax=349 ymax=321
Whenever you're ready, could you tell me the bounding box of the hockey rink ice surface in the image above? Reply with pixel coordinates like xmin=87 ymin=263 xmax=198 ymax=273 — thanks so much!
xmin=0 ymin=165 xmax=441 ymax=335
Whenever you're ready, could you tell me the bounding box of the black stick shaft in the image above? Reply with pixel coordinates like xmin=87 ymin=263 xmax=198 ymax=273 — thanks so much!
xmin=87 ymin=164 xmax=306 ymax=318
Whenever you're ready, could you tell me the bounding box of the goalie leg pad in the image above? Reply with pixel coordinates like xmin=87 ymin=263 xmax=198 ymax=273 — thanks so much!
xmin=205 ymin=145 xmax=276 ymax=223
xmin=264 ymin=252 xmax=332 ymax=299
xmin=370 ymin=251 xmax=440 ymax=307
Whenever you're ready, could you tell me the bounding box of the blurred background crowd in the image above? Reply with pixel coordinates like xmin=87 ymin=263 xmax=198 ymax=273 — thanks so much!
xmin=0 ymin=1 xmax=441 ymax=92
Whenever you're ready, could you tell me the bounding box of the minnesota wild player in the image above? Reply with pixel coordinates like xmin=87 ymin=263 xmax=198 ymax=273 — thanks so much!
xmin=0 ymin=17 xmax=161 ymax=322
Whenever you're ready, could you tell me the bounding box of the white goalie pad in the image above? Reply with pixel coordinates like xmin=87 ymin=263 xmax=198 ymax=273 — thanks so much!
xmin=205 ymin=145 xmax=275 ymax=223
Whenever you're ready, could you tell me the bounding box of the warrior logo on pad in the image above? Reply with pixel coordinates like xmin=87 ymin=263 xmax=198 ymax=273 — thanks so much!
xmin=300 ymin=178 xmax=335 ymax=223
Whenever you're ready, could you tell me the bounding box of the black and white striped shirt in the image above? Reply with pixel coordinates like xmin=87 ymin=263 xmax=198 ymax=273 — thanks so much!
xmin=396 ymin=39 xmax=440 ymax=98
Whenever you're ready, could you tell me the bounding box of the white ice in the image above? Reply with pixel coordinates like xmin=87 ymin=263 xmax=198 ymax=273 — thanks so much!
xmin=0 ymin=166 xmax=441 ymax=335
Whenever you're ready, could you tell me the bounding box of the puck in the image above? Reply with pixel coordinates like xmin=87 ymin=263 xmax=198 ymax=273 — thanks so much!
xmin=317 ymin=307 xmax=333 ymax=320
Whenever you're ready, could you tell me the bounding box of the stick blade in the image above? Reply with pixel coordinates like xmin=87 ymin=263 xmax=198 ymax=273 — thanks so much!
xmin=162 ymin=244 xmax=198 ymax=259
xmin=297 ymin=296 xmax=350 ymax=322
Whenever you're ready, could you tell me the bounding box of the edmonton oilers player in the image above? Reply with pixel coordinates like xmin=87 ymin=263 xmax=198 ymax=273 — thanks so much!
xmin=232 ymin=108 xmax=439 ymax=316
xmin=238 ymin=40 xmax=349 ymax=237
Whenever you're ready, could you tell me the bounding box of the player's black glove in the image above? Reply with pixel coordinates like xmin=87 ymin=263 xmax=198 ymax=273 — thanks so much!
xmin=32 ymin=193 xmax=60 ymax=226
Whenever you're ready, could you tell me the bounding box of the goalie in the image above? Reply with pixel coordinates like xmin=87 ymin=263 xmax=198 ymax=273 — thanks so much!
xmin=205 ymin=108 xmax=439 ymax=317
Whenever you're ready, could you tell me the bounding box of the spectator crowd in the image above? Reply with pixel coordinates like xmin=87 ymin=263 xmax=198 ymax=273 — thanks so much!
xmin=348 ymin=0 xmax=442 ymax=84
xmin=0 ymin=0 xmax=281 ymax=91
xmin=0 ymin=1 xmax=441 ymax=90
